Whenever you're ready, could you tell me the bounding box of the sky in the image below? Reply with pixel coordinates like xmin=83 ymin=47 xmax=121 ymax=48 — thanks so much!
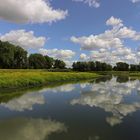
xmin=0 ymin=0 xmax=140 ymax=67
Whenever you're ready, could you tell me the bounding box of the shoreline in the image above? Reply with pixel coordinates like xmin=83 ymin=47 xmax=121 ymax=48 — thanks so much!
xmin=1 ymin=70 xmax=140 ymax=91
xmin=0 ymin=70 xmax=100 ymax=90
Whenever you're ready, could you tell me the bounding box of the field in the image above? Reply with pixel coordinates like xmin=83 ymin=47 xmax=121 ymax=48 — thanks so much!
xmin=0 ymin=70 xmax=100 ymax=89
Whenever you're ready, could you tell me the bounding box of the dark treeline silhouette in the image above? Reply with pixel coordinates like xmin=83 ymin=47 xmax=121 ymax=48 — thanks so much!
xmin=72 ymin=61 xmax=140 ymax=71
xmin=0 ymin=41 xmax=66 ymax=69
xmin=1 ymin=40 xmax=140 ymax=71
xmin=72 ymin=61 xmax=140 ymax=72
xmin=72 ymin=61 xmax=112 ymax=71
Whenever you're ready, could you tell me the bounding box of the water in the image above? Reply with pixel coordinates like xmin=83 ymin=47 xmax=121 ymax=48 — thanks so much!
xmin=0 ymin=76 xmax=140 ymax=140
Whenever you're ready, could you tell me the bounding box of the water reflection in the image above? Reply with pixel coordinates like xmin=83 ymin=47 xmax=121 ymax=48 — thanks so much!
xmin=0 ymin=118 xmax=66 ymax=140
xmin=71 ymin=77 xmax=140 ymax=126
xmin=0 ymin=77 xmax=140 ymax=139
xmin=0 ymin=92 xmax=45 ymax=111
xmin=39 ymin=84 xmax=75 ymax=93
xmin=0 ymin=83 xmax=76 ymax=112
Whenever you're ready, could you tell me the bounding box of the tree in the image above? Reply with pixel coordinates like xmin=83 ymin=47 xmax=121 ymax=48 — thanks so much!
xmin=72 ymin=61 xmax=112 ymax=71
xmin=88 ymin=61 xmax=96 ymax=71
xmin=44 ymin=55 xmax=54 ymax=69
xmin=0 ymin=41 xmax=28 ymax=69
xmin=0 ymin=41 xmax=15 ymax=68
xmin=115 ymin=62 xmax=129 ymax=71
xmin=28 ymin=54 xmax=46 ymax=69
xmin=72 ymin=61 xmax=89 ymax=71
xmin=95 ymin=61 xmax=102 ymax=71
xmin=54 ymin=59 xmax=66 ymax=69
xmin=13 ymin=46 xmax=28 ymax=69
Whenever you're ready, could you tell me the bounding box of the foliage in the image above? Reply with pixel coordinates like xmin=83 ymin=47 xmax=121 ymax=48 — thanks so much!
xmin=54 ymin=59 xmax=66 ymax=69
xmin=130 ymin=64 xmax=140 ymax=71
xmin=0 ymin=41 xmax=27 ymax=69
xmin=0 ymin=41 xmax=66 ymax=69
xmin=44 ymin=55 xmax=54 ymax=69
xmin=28 ymin=54 xmax=46 ymax=69
xmin=115 ymin=62 xmax=129 ymax=71
xmin=1 ymin=40 xmax=140 ymax=72
xmin=72 ymin=61 xmax=112 ymax=71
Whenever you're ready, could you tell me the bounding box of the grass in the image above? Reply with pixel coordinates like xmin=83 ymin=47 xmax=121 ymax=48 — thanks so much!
xmin=0 ymin=69 xmax=100 ymax=90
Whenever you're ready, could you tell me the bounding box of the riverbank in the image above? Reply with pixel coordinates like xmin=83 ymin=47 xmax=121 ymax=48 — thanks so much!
xmin=0 ymin=70 xmax=100 ymax=90
xmin=97 ymin=71 xmax=140 ymax=77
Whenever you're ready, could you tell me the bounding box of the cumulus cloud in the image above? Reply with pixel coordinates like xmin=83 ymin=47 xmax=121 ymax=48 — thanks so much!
xmin=39 ymin=48 xmax=75 ymax=67
xmin=71 ymin=77 xmax=140 ymax=126
xmin=0 ymin=118 xmax=66 ymax=140
xmin=73 ymin=0 xmax=100 ymax=8
xmin=39 ymin=48 xmax=75 ymax=60
xmin=71 ymin=16 xmax=140 ymax=64
xmin=0 ymin=0 xmax=68 ymax=24
xmin=106 ymin=16 xmax=123 ymax=28
xmin=0 ymin=30 xmax=46 ymax=50
xmin=80 ymin=53 xmax=88 ymax=60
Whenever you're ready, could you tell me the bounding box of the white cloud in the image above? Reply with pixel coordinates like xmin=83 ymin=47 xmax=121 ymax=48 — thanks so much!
xmin=39 ymin=48 xmax=76 ymax=67
xmin=0 ymin=29 xmax=76 ymax=67
xmin=71 ymin=16 xmax=140 ymax=64
xmin=73 ymin=0 xmax=100 ymax=8
xmin=80 ymin=53 xmax=88 ymax=60
xmin=106 ymin=16 xmax=123 ymax=28
xmin=0 ymin=30 xmax=46 ymax=50
xmin=39 ymin=48 xmax=75 ymax=59
xmin=0 ymin=0 xmax=68 ymax=24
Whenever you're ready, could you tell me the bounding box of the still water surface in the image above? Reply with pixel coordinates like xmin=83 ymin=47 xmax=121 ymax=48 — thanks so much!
xmin=0 ymin=76 xmax=140 ymax=140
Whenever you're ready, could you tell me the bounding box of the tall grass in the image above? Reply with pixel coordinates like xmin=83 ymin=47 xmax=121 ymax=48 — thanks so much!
xmin=0 ymin=70 xmax=99 ymax=89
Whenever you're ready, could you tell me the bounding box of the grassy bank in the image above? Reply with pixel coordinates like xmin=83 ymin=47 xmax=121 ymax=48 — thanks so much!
xmin=0 ymin=70 xmax=100 ymax=89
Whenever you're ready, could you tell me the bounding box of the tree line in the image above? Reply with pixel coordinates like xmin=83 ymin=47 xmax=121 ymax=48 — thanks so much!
xmin=0 ymin=41 xmax=66 ymax=69
xmin=72 ymin=61 xmax=140 ymax=71
xmin=1 ymin=40 xmax=140 ymax=71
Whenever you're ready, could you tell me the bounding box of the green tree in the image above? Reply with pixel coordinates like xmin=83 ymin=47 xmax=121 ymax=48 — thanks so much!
xmin=72 ymin=62 xmax=89 ymax=71
xmin=54 ymin=59 xmax=66 ymax=69
xmin=115 ymin=62 xmax=129 ymax=71
xmin=95 ymin=61 xmax=102 ymax=71
xmin=28 ymin=54 xmax=46 ymax=69
xmin=88 ymin=61 xmax=96 ymax=71
xmin=0 ymin=41 xmax=28 ymax=69
xmin=130 ymin=64 xmax=138 ymax=71
xmin=44 ymin=55 xmax=54 ymax=69
xmin=13 ymin=46 xmax=28 ymax=69
xmin=0 ymin=41 xmax=15 ymax=68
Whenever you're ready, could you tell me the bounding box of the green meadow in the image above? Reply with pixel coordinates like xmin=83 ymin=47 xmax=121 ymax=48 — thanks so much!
xmin=0 ymin=70 xmax=100 ymax=89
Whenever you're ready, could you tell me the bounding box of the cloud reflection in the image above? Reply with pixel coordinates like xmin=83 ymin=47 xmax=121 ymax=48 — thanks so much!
xmin=0 ymin=118 xmax=66 ymax=140
xmin=1 ymin=92 xmax=45 ymax=111
xmin=39 ymin=84 xmax=76 ymax=93
xmin=71 ymin=77 xmax=140 ymax=126
xmin=0 ymin=84 xmax=76 ymax=112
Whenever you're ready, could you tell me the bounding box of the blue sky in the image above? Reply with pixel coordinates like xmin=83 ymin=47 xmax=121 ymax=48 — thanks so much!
xmin=0 ymin=0 xmax=140 ymax=66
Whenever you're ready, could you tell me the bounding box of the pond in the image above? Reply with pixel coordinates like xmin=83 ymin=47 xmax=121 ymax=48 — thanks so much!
xmin=0 ymin=76 xmax=140 ymax=140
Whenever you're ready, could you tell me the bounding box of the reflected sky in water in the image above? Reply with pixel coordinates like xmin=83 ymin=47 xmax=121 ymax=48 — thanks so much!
xmin=0 ymin=76 xmax=140 ymax=140
xmin=0 ymin=118 xmax=66 ymax=140
xmin=71 ymin=77 xmax=140 ymax=126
